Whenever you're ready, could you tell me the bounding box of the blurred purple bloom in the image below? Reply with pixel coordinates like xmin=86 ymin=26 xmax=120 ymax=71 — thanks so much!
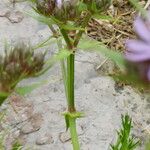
xmin=125 ymin=14 xmax=150 ymax=82
xmin=56 ymin=0 xmax=62 ymax=9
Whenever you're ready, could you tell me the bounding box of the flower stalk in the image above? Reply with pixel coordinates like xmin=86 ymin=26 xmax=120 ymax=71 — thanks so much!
xmin=69 ymin=117 xmax=80 ymax=150
xmin=60 ymin=28 xmax=80 ymax=149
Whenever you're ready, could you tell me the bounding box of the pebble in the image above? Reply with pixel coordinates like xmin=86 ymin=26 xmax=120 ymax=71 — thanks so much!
xmin=0 ymin=8 xmax=10 ymax=17
xmin=8 ymin=11 xmax=24 ymax=23
xmin=59 ymin=131 xmax=71 ymax=143
xmin=21 ymin=122 xmax=40 ymax=134
xmin=36 ymin=133 xmax=54 ymax=145
xmin=21 ymin=113 xmax=43 ymax=134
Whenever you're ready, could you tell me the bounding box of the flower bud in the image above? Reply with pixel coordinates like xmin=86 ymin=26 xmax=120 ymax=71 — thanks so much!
xmin=0 ymin=43 xmax=45 ymax=92
xmin=36 ymin=0 xmax=80 ymax=22
xmin=36 ymin=0 xmax=56 ymax=16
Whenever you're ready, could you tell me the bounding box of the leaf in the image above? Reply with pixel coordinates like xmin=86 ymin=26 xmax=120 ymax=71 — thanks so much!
xmin=0 ymin=92 xmax=9 ymax=106
xmin=62 ymin=22 xmax=84 ymax=31
xmin=65 ymin=115 xmax=70 ymax=131
xmin=93 ymin=14 xmax=114 ymax=21
xmin=113 ymin=73 xmax=150 ymax=90
xmin=78 ymin=2 xmax=88 ymax=12
xmin=145 ymin=140 xmax=150 ymax=150
xmin=24 ymin=10 xmax=55 ymax=26
xmin=12 ymin=142 xmax=23 ymax=150
xmin=15 ymin=80 xmax=47 ymax=95
xmin=78 ymin=36 xmax=126 ymax=71
xmin=111 ymin=114 xmax=140 ymax=150
xmin=36 ymin=49 xmax=71 ymax=76
xmin=33 ymin=37 xmax=56 ymax=50
xmin=129 ymin=0 xmax=148 ymax=18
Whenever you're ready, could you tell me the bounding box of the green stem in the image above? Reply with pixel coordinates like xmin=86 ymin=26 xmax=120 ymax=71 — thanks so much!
xmin=60 ymin=29 xmax=75 ymax=110
xmin=67 ymin=54 xmax=75 ymax=112
xmin=69 ymin=117 xmax=80 ymax=150
xmin=74 ymin=12 xmax=92 ymax=47
xmin=60 ymin=29 xmax=80 ymax=149
xmin=60 ymin=29 xmax=73 ymax=49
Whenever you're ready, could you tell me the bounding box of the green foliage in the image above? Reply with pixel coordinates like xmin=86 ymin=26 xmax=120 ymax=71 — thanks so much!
xmin=25 ymin=10 xmax=56 ymax=26
xmin=78 ymin=36 xmax=126 ymax=71
xmin=12 ymin=142 xmax=23 ymax=150
xmin=15 ymin=82 xmax=46 ymax=96
xmin=25 ymin=10 xmax=84 ymax=31
xmin=111 ymin=114 xmax=140 ymax=150
xmin=92 ymin=14 xmax=114 ymax=21
xmin=145 ymin=140 xmax=150 ymax=150
xmin=0 ymin=92 xmax=9 ymax=106
xmin=83 ymin=0 xmax=112 ymax=14
xmin=129 ymin=0 xmax=147 ymax=18
xmin=37 ymin=48 xmax=71 ymax=76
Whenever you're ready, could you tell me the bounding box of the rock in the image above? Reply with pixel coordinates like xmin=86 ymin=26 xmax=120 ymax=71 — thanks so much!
xmin=96 ymin=58 xmax=115 ymax=75
xmin=59 ymin=125 xmax=83 ymax=144
xmin=21 ymin=122 xmax=39 ymax=134
xmin=59 ymin=131 xmax=71 ymax=143
xmin=8 ymin=11 xmax=24 ymax=23
xmin=36 ymin=133 xmax=54 ymax=145
xmin=0 ymin=8 xmax=10 ymax=17
xmin=21 ymin=113 xmax=43 ymax=134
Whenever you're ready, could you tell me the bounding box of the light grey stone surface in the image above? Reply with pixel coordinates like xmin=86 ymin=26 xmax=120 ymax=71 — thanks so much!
xmin=0 ymin=1 xmax=149 ymax=150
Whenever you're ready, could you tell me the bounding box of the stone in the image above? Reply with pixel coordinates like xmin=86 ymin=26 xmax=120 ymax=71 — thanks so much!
xmin=21 ymin=113 xmax=43 ymax=134
xmin=36 ymin=133 xmax=54 ymax=145
xmin=8 ymin=11 xmax=24 ymax=23
xmin=21 ymin=122 xmax=39 ymax=134
xmin=0 ymin=9 xmax=10 ymax=17
xmin=59 ymin=131 xmax=71 ymax=143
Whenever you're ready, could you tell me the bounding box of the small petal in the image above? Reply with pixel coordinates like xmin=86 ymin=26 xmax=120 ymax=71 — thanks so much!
xmin=126 ymin=40 xmax=150 ymax=54
xmin=125 ymin=51 xmax=150 ymax=62
xmin=134 ymin=17 xmax=150 ymax=42
xmin=56 ymin=0 xmax=62 ymax=9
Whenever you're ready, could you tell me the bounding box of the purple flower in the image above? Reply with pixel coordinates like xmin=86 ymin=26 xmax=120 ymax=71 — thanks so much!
xmin=125 ymin=14 xmax=150 ymax=82
xmin=56 ymin=0 xmax=62 ymax=9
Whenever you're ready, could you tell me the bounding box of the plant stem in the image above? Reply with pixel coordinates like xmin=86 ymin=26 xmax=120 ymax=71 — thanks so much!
xmin=74 ymin=12 xmax=92 ymax=47
xmin=60 ymin=29 xmax=75 ymax=110
xmin=60 ymin=29 xmax=80 ymax=149
xmin=69 ymin=117 xmax=80 ymax=150
xmin=60 ymin=29 xmax=73 ymax=49
xmin=67 ymin=53 xmax=75 ymax=112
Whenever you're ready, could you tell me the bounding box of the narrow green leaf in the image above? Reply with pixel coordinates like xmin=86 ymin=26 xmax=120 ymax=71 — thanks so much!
xmin=65 ymin=115 xmax=70 ymax=131
xmin=78 ymin=36 xmax=125 ymax=70
xmin=15 ymin=80 xmax=47 ymax=95
xmin=129 ymin=0 xmax=148 ymax=17
xmin=36 ymin=49 xmax=71 ymax=76
xmin=12 ymin=142 xmax=23 ymax=150
xmin=0 ymin=92 xmax=9 ymax=106
xmin=78 ymin=2 xmax=88 ymax=12
xmin=33 ymin=37 xmax=56 ymax=50
xmin=93 ymin=14 xmax=114 ymax=21
xmin=62 ymin=23 xmax=84 ymax=31
xmin=145 ymin=140 xmax=150 ymax=150
xmin=24 ymin=11 xmax=55 ymax=26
